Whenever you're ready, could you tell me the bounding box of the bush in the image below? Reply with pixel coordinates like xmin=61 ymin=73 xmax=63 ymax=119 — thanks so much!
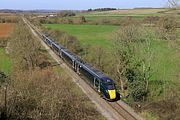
xmin=157 ymin=15 xmax=177 ymax=40
xmin=0 ymin=71 xmax=8 ymax=85
xmin=57 ymin=11 xmax=76 ymax=17
xmin=114 ymin=24 xmax=144 ymax=43
xmin=129 ymin=80 xmax=147 ymax=101
xmin=47 ymin=29 xmax=83 ymax=55
xmin=0 ymin=67 xmax=101 ymax=120
xmin=9 ymin=22 xmax=49 ymax=71
xmin=143 ymin=16 xmax=159 ymax=25
xmin=0 ymin=38 xmax=8 ymax=48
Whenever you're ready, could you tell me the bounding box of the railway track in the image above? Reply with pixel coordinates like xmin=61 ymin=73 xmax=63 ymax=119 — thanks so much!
xmin=108 ymin=102 xmax=137 ymax=120
xmin=23 ymin=16 xmax=143 ymax=120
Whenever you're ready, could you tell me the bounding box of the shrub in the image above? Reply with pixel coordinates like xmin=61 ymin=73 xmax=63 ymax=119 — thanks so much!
xmin=157 ymin=15 xmax=177 ymax=40
xmin=47 ymin=29 xmax=83 ymax=55
xmin=143 ymin=16 xmax=159 ymax=25
xmin=0 ymin=38 xmax=8 ymax=48
xmin=57 ymin=11 xmax=76 ymax=17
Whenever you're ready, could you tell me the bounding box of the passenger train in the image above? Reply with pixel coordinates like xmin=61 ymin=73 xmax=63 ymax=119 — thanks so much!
xmin=42 ymin=34 xmax=117 ymax=100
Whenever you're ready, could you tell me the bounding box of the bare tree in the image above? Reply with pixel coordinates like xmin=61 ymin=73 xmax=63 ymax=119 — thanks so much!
xmin=168 ymin=0 xmax=180 ymax=8
xmin=157 ymin=15 xmax=177 ymax=40
xmin=85 ymin=46 xmax=107 ymax=72
xmin=112 ymin=25 xmax=141 ymax=97
xmin=112 ymin=24 xmax=153 ymax=101
xmin=140 ymin=29 xmax=156 ymax=101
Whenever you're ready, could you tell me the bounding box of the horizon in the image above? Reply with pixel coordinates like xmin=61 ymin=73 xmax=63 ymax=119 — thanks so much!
xmin=1 ymin=0 xmax=168 ymax=10
xmin=0 ymin=7 xmax=167 ymax=11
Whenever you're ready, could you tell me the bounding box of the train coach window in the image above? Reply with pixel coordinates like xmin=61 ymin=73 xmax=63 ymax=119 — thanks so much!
xmin=79 ymin=67 xmax=94 ymax=84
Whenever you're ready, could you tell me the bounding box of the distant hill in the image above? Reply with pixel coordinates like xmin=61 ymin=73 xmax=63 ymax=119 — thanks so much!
xmin=0 ymin=9 xmax=83 ymax=14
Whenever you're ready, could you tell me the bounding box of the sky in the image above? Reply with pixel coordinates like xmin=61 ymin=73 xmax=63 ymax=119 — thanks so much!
xmin=1 ymin=0 xmax=168 ymax=10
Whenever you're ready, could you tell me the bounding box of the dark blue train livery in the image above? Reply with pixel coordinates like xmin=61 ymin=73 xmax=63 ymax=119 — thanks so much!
xmin=42 ymin=34 xmax=117 ymax=100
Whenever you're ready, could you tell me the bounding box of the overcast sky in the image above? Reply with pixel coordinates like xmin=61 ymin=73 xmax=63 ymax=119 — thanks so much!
xmin=1 ymin=0 xmax=168 ymax=10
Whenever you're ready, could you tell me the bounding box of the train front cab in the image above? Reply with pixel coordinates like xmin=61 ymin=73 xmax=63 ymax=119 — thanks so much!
xmin=106 ymin=82 xmax=116 ymax=100
xmin=94 ymin=78 xmax=116 ymax=101
xmin=101 ymin=79 xmax=116 ymax=101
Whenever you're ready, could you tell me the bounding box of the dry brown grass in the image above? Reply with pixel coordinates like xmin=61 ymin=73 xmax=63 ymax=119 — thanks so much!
xmin=0 ymin=66 xmax=102 ymax=120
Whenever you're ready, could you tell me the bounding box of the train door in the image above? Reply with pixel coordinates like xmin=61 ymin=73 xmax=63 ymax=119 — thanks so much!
xmin=73 ymin=60 xmax=75 ymax=69
xmin=74 ymin=62 xmax=78 ymax=72
xmin=94 ymin=78 xmax=100 ymax=92
xmin=73 ymin=60 xmax=78 ymax=72
xmin=59 ymin=50 xmax=62 ymax=58
xmin=77 ymin=65 xmax=80 ymax=74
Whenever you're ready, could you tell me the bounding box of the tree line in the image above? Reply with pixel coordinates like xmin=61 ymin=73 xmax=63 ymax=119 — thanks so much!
xmin=88 ymin=8 xmax=117 ymax=11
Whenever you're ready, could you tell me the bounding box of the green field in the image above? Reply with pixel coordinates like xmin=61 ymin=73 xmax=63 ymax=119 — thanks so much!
xmin=0 ymin=48 xmax=12 ymax=74
xmin=44 ymin=24 xmax=118 ymax=49
xmin=145 ymin=40 xmax=179 ymax=84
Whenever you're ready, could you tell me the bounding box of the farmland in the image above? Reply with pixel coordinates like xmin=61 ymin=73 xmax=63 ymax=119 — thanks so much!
xmin=0 ymin=23 xmax=14 ymax=37
xmin=76 ymin=8 xmax=166 ymax=20
xmin=79 ymin=8 xmax=165 ymax=16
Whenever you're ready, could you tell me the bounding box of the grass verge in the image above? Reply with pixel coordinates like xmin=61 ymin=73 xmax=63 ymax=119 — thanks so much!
xmin=0 ymin=48 xmax=12 ymax=74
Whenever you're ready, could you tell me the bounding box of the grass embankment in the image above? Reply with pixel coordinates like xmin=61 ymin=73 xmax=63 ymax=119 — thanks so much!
xmin=0 ymin=48 xmax=12 ymax=74
xmin=44 ymin=24 xmax=180 ymax=98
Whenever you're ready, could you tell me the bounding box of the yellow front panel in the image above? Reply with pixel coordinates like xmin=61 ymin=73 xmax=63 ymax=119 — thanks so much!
xmin=108 ymin=90 xmax=116 ymax=99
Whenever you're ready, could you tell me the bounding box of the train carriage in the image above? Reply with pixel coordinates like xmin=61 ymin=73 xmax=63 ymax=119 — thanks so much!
xmin=78 ymin=63 xmax=116 ymax=100
xmin=42 ymin=33 xmax=117 ymax=101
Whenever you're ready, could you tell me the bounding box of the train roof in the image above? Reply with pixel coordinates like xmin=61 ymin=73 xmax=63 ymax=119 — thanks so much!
xmin=55 ymin=42 xmax=64 ymax=49
xmin=83 ymin=63 xmax=114 ymax=83
xmin=46 ymin=36 xmax=64 ymax=49
xmin=62 ymin=49 xmax=84 ymax=63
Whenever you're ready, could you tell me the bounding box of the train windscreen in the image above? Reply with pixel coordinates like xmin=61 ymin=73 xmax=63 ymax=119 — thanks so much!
xmin=107 ymin=82 xmax=115 ymax=90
